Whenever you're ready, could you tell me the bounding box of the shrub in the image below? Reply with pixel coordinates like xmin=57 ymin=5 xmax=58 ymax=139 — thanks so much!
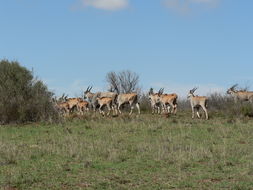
xmin=139 ymin=93 xmax=151 ymax=113
xmin=204 ymin=92 xmax=253 ymax=118
xmin=0 ymin=60 xmax=58 ymax=124
xmin=175 ymin=92 xmax=253 ymax=118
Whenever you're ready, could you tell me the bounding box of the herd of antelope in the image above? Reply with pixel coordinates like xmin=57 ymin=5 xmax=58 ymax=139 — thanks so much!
xmin=53 ymin=84 xmax=253 ymax=120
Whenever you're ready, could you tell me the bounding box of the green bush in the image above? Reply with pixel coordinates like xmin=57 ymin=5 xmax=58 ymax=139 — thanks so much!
xmin=0 ymin=60 xmax=58 ymax=124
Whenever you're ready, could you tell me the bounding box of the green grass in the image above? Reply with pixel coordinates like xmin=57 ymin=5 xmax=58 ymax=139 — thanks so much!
xmin=0 ymin=112 xmax=253 ymax=189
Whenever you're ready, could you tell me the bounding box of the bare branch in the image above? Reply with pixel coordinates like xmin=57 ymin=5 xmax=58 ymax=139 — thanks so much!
xmin=106 ymin=70 xmax=140 ymax=94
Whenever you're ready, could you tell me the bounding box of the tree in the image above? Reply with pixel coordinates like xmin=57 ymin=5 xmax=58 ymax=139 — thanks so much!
xmin=0 ymin=60 xmax=58 ymax=124
xmin=106 ymin=70 xmax=140 ymax=94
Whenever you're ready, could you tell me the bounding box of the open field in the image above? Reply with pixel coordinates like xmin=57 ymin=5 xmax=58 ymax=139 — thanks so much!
xmin=0 ymin=112 xmax=253 ymax=190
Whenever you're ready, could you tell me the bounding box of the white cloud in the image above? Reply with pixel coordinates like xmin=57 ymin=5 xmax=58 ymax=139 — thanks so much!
xmin=81 ymin=0 xmax=129 ymax=11
xmin=163 ymin=0 xmax=189 ymax=14
xmin=163 ymin=0 xmax=220 ymax=14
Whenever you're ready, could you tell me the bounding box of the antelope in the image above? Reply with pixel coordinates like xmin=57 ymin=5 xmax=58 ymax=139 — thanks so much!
xmin=157 ymin=88 xmax=178 ymax=114
xmin=76 ymin=100 xmax=89 ymax=115
xmin=187 ymin=87 xmax=208 ymax=120
xmin=117 ymin=93 xmax=140 ymax=115
xmin=227 ymin=84 xmax=253 ymax=103
xmin=56 ymin=102 xmax=70 ymax=116
xmin=84 ymin=86 xmax=97 ymax=111
xmin=65 ymin=97 xmax=83 ymax=113
xmin=84 ymin=86 xmax=118 ymax=114
xmin=97 ymin=97 xmax=114 ymax=116
xmin=52 ymin=94 xmax=70 ymax=116
xmin=148 ymin=88 xmax=162 ymax=114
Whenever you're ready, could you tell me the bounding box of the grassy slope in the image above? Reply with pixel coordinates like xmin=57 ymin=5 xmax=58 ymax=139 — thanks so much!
xmin=0 ymin=113 xmax=253 ymax=190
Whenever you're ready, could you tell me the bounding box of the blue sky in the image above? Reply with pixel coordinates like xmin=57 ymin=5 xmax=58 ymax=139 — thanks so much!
xmin=1 ymin=0 xmax=253 ymax=97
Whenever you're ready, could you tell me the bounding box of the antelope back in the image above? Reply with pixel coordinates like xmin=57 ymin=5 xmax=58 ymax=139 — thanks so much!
xmin=77 ymin=100 xmax=89 ymax=107
xmin=236 ymin=91 xmax=253 ymax=100
xmin=117 ymin=93 xmax=137 ymax=103
xmin=66 ymin=98 xmax=80 ymax=108
xmin=160 ymin=93 xmax=178 ymax=103
xmin=98 ymin=97 xmax=113 ymax=105
xmin=192 ymin=96 xmax=208 ymax=105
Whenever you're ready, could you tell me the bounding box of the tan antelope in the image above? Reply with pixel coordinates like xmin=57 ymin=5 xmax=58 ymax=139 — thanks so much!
xmin=187 ymin=87 xmax=208 ymax=120
xmin=76 ymin=100 xmax=89 ymax=115
xmin=65 ymin=97 xmax=83 ymax=113
xmin=148 ymin=88 xmax=162 ymax=114
xmin=227 ymin=84 xmax=253 ymax=103
xmin=157 ymin=88 xmax=178 ymax=114
xmin=53 ymin=94 xmax=70 ymax=116
xmin=56 ymin=102 xmax=70 ymax=116
xmin=117 ymin=93 xmax=140 ymax=115
xmin=97 ymin=97 xmax=114 ymax=116
xmin=84 ymin=86 xmax=118 ymax=113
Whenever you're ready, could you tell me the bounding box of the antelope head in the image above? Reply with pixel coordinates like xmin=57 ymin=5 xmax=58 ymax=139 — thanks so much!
xmin=148 ymin=88 xmax=161 ymax=105
xmin=227 ymin=84 xmax=238 ymax=94
xmin=148 ymin=88 xmax=154 ymax=96
xmin=58 ymin=93 xmax=68 ymax=102
xmin=158 ymin=88 xmax=164 ymax=96
xmin=188 ymin=87 xmax=198 ymax=98
xmin=84 ymin=86 xmax=93 ymax=99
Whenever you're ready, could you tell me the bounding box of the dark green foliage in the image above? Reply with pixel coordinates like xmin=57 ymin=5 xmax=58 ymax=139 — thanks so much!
xmin=0 ymin=60 xmax=58 ymax=124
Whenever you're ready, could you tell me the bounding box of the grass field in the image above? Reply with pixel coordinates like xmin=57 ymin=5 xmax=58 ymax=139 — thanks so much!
xmin=0 ymin=112 xmax=253 ymax=190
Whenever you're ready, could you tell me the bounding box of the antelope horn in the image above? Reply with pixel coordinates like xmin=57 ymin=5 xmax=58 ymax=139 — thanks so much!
xmin=230 ymin=84 xmax=238 ymax=90
xmin=190 ymin=87 xmax=198 ymax=93
xmin=158 ymin=88 xmax=164 ymax=95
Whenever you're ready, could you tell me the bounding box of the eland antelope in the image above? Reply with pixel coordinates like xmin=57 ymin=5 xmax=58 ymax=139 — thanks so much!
xmin=187 ymin=88 xmax=208 ymax=120
xmin=65 ymin=97 xmax=82 ymax=113
xmin=84 ymin=86 xmax=97 ymax=111
xmin=97 ymin=97 xmax=114 ymax=116
xmin=77 ymin=100 xmax=89 ymax=115
xmin=55 ymin=102 xmax=70 ymax=116
xmin=117 ymin=93 xmax=140 ymax=115
xmin=84 ymin=86 xmax=118 ymax=113
xmin=148 ymin=88 xmax=162 ymax=114
xmin=227 ymin=84 xmax=253 ymax=103
xmin=53 ymin=95 xmax=70 ymax=116
xmin=157 ymin=88 xmax=178 ymax=114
